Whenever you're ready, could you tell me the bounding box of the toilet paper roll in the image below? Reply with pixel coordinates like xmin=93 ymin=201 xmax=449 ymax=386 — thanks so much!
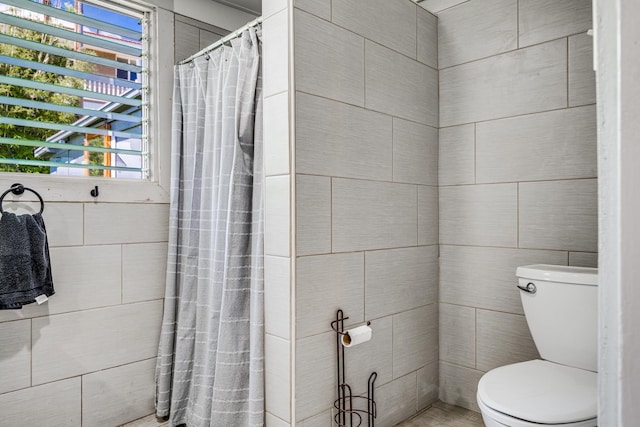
xmin=341 ymin=325 xmax=372 ymax=347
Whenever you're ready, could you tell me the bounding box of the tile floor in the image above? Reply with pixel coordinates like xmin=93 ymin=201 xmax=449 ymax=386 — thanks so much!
xmin=123 ymin=400 xmax=484 ymax=427
xmin=121 ymin=414 xmax=168 ymax=427
xmin=395 ymin=401 xmax=484 ymax=427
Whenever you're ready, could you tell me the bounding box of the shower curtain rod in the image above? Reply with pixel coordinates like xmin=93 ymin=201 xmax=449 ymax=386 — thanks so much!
xmin=179 ymin=16 xmax=263 ymax=65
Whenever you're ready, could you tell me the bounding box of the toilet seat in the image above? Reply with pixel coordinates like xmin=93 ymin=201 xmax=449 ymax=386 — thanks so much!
xmin=477 ymin=359 xmax=597 ymax=426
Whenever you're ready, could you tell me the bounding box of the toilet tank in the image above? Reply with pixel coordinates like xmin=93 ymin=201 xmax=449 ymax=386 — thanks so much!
xmin=516 ymin=264 xmax=598 ymax=372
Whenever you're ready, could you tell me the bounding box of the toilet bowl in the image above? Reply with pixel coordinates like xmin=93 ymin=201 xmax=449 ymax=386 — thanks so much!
xmin=476 ymin=265 xmax=598 ymax=427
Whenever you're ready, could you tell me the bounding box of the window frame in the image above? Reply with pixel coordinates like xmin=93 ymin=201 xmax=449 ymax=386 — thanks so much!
xmin=0 ymin=0 xmax=172 ymax=204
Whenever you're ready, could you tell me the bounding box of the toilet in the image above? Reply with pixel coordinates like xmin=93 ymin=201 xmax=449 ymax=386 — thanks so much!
xmin=476 ymin=265 xmax=598 ymax=427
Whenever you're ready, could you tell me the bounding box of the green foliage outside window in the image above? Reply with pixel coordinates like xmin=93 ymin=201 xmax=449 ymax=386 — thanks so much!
xmin=0 ymin=9 xmax=92 ymax=174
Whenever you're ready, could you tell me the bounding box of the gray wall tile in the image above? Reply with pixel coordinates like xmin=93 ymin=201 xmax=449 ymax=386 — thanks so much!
xmin=440 ymin=39 xmax=567 ymax=127
xmin=418 ymin=0 xmax=470 ymax=14
xmin=295 ymin=321 xmax=392 ymax=422
xmin=366 ymin=41 xmax=438 ymax=126
xmin=365 ymin=246 xmax=438 ymax=319
xmin=439 ymin=124 xmax=475 ymax=186
xmin=296 ymin=175 xmax=331 ymax=256
xmin=265 ymin=175 xmax=290 ymax=257
xmin=440 ymin=184 xmax=518 ymax=247
xmin=295 ymin=10 xmax=365 ymax=106
xmin=266 ymin=334 xmax=291 ymax=422
xmin=0 ymin=378 xmax=81 ymax=426
xmin=265 ymin=256 xmax=291 ymax=340
xmin=123 ymin=243 xmax=168 ymax=304
xmin=82 ymin=359 xmax=155 ymax=427
xmin=199 ymin=29 xmax=222 ymax=50
xmin=346 ymin=316 xmax=393 ymax=395
xmin=298 ymin=411 xmax=331 ymax=427
xmin=438 ymin=0 xmax=517 ymax=68
xmin=4 ymin=246 xmax=122 ymax=320
xmin=84 ymin=204 xmax=169 ymax=245
xmin=264 ymin=92 xmax=290 ymax=176
xmin=0 ymin=320 xmax=30 ymax=394
xmin=32 ymin=301 xmax=163 ymax=385
xmin=519 ymin=179 xmax=598 ymax=251
xmin=393 ymin=119 xmax=438 ymax=185
xmin=267 ymin=413 xmax=291 ymax=427
xmin=417 ymin=8 xmax=438 ymax=68
xmin=569 ymin=33 xmax=596 ymax=107
xmin=294 ymin=0 xmax=330 ymax=20
xmin=417 ymin=362 xmax=439 ymax=411
xmin=439 ymin=361 xmax=483 ymax=412
xmin=332 ymin=179 xmax=417 ymax=252
xmin=43 ymin=203 xmax=83 ymax=247
xmin=333 ymin=0 xmax=417 ymax=59
xmin=519 ymin=0 xmax=592 ymax=47
xmin=476 ymin=106 xmax=597 ymax=183
xmin=297 ymin=253 xmax=364 ymax=338
xmin=569 ymin=252 xmax=598 ymax=268
xmin=174 ymin=20 xmax=200 ymax=63
xmin=476 ymin=309 xmax=539 ymax=372
xmin=440 ymin=245 xmax=568 ymax=315
xmin=418 ymin=186 xmax=439 ymax=246
xmin=375 ymin=372 xmax=418 ymax=427
xmin=393 ymin=304 xmax=438 ymax=378
xmin=439 ymin=303 xmax=475 ymax=368
xmin=296 ymin=93 xmax=392 ymax=181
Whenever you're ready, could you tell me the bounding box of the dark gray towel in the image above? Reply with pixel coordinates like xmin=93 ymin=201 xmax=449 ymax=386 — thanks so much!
xmin=0 ymin=212 xmax=54 ymax=309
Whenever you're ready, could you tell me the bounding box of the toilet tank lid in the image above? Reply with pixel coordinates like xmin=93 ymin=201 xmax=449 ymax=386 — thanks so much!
xmin=517 ymin=264 xmax=598 ymax=286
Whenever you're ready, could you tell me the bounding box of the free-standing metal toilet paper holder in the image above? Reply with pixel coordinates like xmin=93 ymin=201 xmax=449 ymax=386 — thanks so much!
xmin=331 ymin=309 xmax=377 ymax=427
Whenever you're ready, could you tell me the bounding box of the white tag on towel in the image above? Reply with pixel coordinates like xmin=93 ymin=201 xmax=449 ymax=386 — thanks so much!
xmin=35 ymin=295 xmax=48 ymax=305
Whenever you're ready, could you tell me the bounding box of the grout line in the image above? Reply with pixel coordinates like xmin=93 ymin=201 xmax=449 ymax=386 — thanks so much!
xmin=474 ymin=308 xmax=477 ymax=369
xmin=516 ymin=0 xmax=520 ymax=49
xmin=473 ymin=123 xmax=477 ymax=184
xmin=29 ymin=319 xmax=33 ymax=387
xmin=566 ymin=36 xmax=570 ymax=107
xmin=120 ymin=245 xmax=124 ymax=304
xmin=330 ymin=177 xmax=333 ymax=253
xmin=296 ymin=89 xmax=438 ymax=129
xmin=439 ymin=103 xmax=596 ymax=130
xmin=516 ymin=182 xmax=520 ymax=248
xmin=296 ymin=171 xmax=438 ymax=187
xmin=297 ymin=244 xmax=439 ymax=259
xmin=439 ymin=30 xmax=590 ymax=72
xmin=439 ymin=176 xmax=597 ymax=188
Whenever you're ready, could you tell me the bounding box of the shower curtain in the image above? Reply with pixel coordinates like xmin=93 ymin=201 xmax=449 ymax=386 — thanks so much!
xmin=156 ymin=28 xmax=263 ymax=427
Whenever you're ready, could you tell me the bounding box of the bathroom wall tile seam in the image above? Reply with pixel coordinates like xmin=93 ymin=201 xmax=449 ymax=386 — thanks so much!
xmin=0 ymin=355 xmax=159 ymax=398
xmin=295 ymin=171 xmax=440 ymax=187
xmin=295 ymin=89 xmax=439 ymax=130
xmin=292 ymin=5 xmax=438 ymax=69
xmin=438 ymin=175 xmax=597 ymax=188
xmin=296 ymin=244 xmax=438 ymax=259
xmin=0 ymin=299 xmax=165 ymax=324
xmin=437 ymin=31 xmax=590 ymax=72
xmin=438 ymin=300 xmax=535 ymax=318
xmin=437 ymin=103 xmax=596 ymax=132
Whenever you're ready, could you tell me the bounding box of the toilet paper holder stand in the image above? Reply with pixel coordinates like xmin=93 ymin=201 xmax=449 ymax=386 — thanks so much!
xmin=331 ymin=309 xmax=377 ymax=427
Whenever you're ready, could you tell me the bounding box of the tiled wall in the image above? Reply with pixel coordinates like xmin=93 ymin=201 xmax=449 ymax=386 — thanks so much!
xmin=292 ymin=0 xmax=439 ymax=425
xmin=0 ymin=10 xmax=238 ymax=426
xmin=435 ymin=0 xmax=597 ymax=412
xmin=0 ymin=200 xmax=168 ymax=426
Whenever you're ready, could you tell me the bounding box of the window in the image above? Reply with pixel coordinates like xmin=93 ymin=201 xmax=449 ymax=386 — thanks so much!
xmin=0 ymin=0 xmax=150 ymax=180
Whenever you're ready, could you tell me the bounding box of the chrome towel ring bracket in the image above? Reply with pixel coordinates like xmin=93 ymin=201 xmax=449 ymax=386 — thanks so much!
xmin=0 ymin=183 xmax=45 ymax=215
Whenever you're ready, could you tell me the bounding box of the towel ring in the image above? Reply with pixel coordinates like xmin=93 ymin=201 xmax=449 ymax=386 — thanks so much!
xmin=0 ymin=183 xmax=45 ymax=215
